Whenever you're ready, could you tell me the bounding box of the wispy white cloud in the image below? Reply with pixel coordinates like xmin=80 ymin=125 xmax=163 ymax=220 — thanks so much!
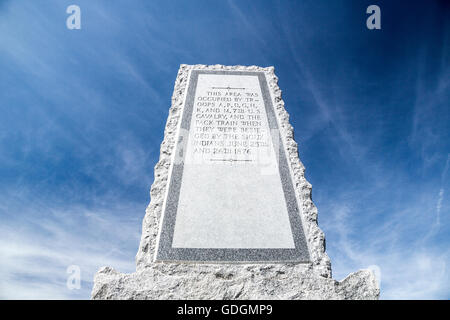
xmin=322 ymin=189 xmax=449 ymax=299
xmin=227 ymin=0 xmax=269 ymax=49
xmin=0 ymin=200 xmax=141 ymax=299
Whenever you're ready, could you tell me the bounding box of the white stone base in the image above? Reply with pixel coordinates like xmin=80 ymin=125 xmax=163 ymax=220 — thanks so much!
xmin=91 ymin=264 xmax=379 ymax=300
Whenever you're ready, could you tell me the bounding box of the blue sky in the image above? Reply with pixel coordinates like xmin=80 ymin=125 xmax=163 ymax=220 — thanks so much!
xmin=0 ymin=0 xmax=448 ymax=299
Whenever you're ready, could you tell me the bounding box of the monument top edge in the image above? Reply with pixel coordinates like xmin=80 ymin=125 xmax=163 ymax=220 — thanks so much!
xmin=179 ymin=64 xmax=275 ymax=73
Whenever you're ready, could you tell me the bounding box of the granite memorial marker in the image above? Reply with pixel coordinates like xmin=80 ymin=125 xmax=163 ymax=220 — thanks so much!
xmin=92 ymin=65 xmax=380 ymax=300
xmin=155 ymin=69 xmax=309 ymax=263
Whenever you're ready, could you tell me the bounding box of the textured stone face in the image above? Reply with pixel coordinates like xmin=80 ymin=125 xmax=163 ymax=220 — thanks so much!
xmin=91 ymin=65 xmax=380 ymax=300
xmin=92 ymin=266 xmax=379 ymax=300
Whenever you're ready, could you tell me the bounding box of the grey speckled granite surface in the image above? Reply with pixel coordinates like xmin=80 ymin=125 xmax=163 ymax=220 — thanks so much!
xmin=91 ymin=65 xmax=379 ymax=300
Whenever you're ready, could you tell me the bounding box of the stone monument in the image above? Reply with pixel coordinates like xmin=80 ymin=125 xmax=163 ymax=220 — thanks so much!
xmin=91 ymin=64 xmax=379 ymax=300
